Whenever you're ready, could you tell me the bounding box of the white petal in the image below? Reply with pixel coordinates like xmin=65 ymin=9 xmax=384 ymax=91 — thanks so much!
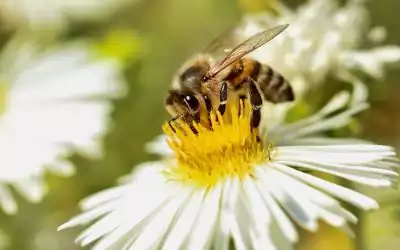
xmin=315 ymin=205 xmax=346 ymax=227
xmin=212 ymin=179 xmax=232 ymax=250
xmin=92 ymin=207 xmax=156 ymax=250
xmin=350 ymin=78 xmax=369 ymax=106
xmin=368 ymin=160 xmax=400 ymax=173
xmin=269 ymin=89 xmax=369 ymax=142
xmin=278 ymin=160 xmax=395 ymax=187
xmin=77 ymin=172 xmax=180 ymax=246
xmin=242 ymin=178 xmax=277 ymax=250
xmin=341 ymin=46 xmax=400 ymax=79
xmin=318 ymin=91 xmax=350 ymax=116
xmin=254 ymin=180 xmax=298 ymax=243
xmin=91 ymin=184 xmax=183 ymax=249
xmin=0 ymin=133 xmax=60 ymax=180
xmin=272 ymin=163 xmax=378 ymax=210
xmin=161 ymin=189 xmax=205 ymax=250
xmin=48 ymin=161 xmax=75 ymax=176
xmin=80 ymin=186 xmax=127 ymax=210
xmin=269 ymin=165 xmax=337 ymax=207
xmin=9 ymin=46 xmax=124 ymax=103
xmin=229 ymin=179 xmax=252 ymax=250
xmin=278 ymin=137 xmax=370 ymax=146
xmin=13 ymin=176 xmax=46 ymax=202
xmin=185 ymin=183 xmax=222 ymax=250
xmin=77 ymin=210 xmax=124 ymax=246
xmin=146 ymin=135 xmax=173 ymax=156
xmin=276 ymin=145 xmax=395 ymax=164
xmin=277 ymin=103 xmax=368 ymax=140
xmin=0 ymin=39 xmax=125 ymax=213
xmin=5 ymin=101 xmax=112 ymax=145
xmin=128 ymin=189 xmax=191 ymax=250
xmin=117 ymin=162 xmax=166 ymax=185
xmin=268 ymin=91 xmax=345 ymax=138
xmin=269 ymin=166 xmax=353 ymax=226
xmin=257 ymin=167 xmax=318 ymax=231
xmin=58 ymin=200 xmax=119 ymax=231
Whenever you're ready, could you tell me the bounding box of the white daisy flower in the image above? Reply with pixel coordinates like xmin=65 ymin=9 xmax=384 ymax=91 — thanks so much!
xmin=236 ymin=0 xmax=400 ymax=96
xmin=59 ymin=91 xmax=398 ymax=250
xmin=0 ymin=0 xmax=137 ymax=31
xmin=0 ymin=38 xmax=125 ymax=214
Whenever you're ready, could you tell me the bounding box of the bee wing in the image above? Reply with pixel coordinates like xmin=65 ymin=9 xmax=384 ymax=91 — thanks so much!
xmin=207 ymin=24 xmax=288 ymax=78
xmin=203 ymin=23 xmax=240 ymax=58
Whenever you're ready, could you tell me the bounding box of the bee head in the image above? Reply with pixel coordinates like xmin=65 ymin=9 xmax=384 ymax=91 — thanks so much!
xmin=165 ymin=90 xmax=200 ymax=120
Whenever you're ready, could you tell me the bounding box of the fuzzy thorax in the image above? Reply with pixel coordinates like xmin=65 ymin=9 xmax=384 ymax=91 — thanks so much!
xmin=163 ymin=100 xmax=272 ymax=187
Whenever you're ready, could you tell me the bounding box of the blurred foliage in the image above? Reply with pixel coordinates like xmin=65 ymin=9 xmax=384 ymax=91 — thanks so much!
xmin=0 ymin=0 xmax=398 ymax=250
xmin=297 ymin=222 xmax=355 ymax=250
xmin=238 ymin=0 xmax=280 ymax=13
xmin=91 ymin=29 xmax=144 ymax=64
xmin=0 ymin=83 xmax=7 ymax=115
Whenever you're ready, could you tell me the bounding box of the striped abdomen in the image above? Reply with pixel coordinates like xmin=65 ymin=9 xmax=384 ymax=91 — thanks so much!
xmin=256 ymin=62 xmax=294 ymax=103
xmin=223 ymin=58 xmax=294 ymax=104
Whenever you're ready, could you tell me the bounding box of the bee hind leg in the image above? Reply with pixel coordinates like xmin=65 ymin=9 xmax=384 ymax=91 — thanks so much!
xmin=248 ymin=77 xmax=263 ymax=130
xmin=218 ymin=81 xmax=228 ymax=115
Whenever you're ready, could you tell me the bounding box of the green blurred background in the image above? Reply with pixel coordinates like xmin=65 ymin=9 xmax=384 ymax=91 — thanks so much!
xmin=0 ymin=0 xmax=399 ymax=249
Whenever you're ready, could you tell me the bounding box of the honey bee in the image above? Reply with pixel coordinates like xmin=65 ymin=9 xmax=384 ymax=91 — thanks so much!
xmin=165 ymin=24 xmax=294 ymax=131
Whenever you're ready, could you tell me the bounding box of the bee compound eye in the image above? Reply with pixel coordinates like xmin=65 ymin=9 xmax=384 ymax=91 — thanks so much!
xmin=183 ymin=95 xmax=199 ymax=111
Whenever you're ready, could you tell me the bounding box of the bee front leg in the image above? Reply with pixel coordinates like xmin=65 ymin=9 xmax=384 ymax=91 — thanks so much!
xmin=248 ymin=77 xmax=263 ymax=129
xmin=183 ymin=115 xmax=199 ymax=135
xmin=168 ymin=115 xmax=198 ymax=135
xmin=168 ymin=115 xmax=181 ymax=132
xmin=218 ymin=81 xmax=228 ymax=115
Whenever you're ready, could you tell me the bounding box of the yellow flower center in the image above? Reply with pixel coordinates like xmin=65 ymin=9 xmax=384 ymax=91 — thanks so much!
xmin=163 ymin=100 xmax=272 ymax=188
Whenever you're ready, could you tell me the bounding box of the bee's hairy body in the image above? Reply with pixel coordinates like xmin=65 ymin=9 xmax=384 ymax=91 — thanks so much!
xmin=164 ymin=24 xmax=293 ymax=131
xmin=165 ymin=54 xmax=294 ymax=124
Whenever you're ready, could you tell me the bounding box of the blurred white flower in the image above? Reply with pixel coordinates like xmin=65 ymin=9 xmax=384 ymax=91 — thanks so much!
xmin=0 ymin=38 xmax=125 ymax=214
xmin=236 ymin=0 xmax=400 ymax=96
xmin=0 ymin=0 xmax=136 ymax=31
xmin=59 ymin=92 xmax=398 ymax=249
xmin=231 ymin=0 xmax=400 ymax=128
